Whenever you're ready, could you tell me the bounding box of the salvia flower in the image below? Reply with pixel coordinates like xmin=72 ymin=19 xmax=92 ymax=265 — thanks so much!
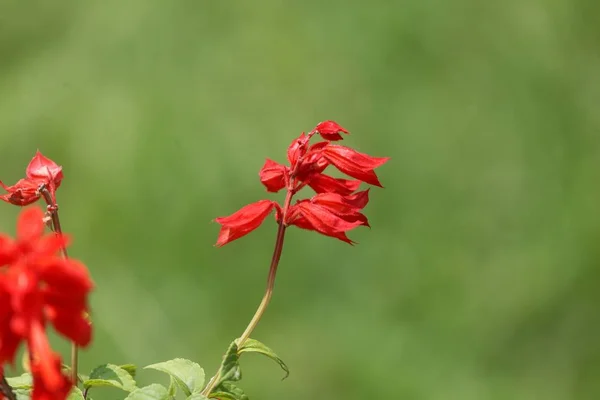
xmin=0 ymin=207 xmax=93 ymax=400
xmin=215 ymin=121 xmax=389 ymax=246
xmin=0 ymin=151 xmax=63 ymax=206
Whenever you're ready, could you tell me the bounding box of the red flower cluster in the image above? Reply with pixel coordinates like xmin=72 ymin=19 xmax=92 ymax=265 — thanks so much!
xmin=0 ymin=151 xmax=63 ymax=206
xmin=215 ymin=121 xmax=389 ymax=246
xmin=0 ymin=208 xmax=93 ymax=400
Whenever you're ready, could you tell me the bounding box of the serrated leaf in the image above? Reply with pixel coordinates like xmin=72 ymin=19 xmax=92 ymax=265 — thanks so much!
xmin=237 ymin=338 xmax=289 ymax=379
xmin=84 ymin=363 xmax=137 ymax=392
xmin=215 ymin=341 xmax=241 ymax=387
xmin=144 ymin=358 xmax=205 ymax=396
xmin=6 ymin=373 xmax=32 ymax=389
xmin=124 ymin=384 xmax=169 ymax=400
xmin=67 ymin=387 xmax=85 ymax=400
xmin=120 ymin=364 xmax=137 ymax=378
xmin=210 ymin=382 xmax=248 ymax=400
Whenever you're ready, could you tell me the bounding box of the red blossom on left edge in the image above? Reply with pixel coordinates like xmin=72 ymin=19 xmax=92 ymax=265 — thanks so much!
xmin=0 ymin=151 xmax=63 ymax=206
xmin=0 ymin=207 xmax=93 ymax=400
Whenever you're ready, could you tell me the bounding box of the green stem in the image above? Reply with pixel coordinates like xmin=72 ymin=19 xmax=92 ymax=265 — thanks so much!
xmin=202 ymin=189 xmax=294 ymax=396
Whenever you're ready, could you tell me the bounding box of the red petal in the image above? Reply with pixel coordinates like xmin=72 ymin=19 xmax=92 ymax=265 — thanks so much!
xmin=288 ymin=203 xmax=362 ymax=244
xmin=26 ymin=151 xmax=63 ymax=189
xmin=0 ymin=178 xmax=42 ymax=206
xmin=259 ymin=159 xmax=288 ymax=193
xmin=307 ymin=174 xmax=361 ymax=196
xmin=322 ymin=145 xmax=389 ymax=187
xmin=314 ymin=120 xmax=349 ymax=141
xmin=40 ymin=261 xmax=92 ymax=346
xmin=29 ymin=321 xmax=72 ymax=398
xmin=0 ymin=278 xmax=21 ymax=364
xmin=0 ymin=235 xmax=17 ymax=266
xmin=309 ymin=192 xmax=370 ymax=227
xmin=343 ymin=189 xmax=370 ymax=209
xmin=215 ymin=200 xmax=277 ymax=246
xmin=17 ymin=207 xmax=45 ymax=243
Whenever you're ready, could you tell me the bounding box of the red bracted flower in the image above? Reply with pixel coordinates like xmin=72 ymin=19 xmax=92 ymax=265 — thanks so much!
xmin=215 ymin=120 xmax=388 ymax=246
xmin=0 ymin=151 xmax=63 ymax=207
xmin=0 ymin=207 xmax=93 ymax=400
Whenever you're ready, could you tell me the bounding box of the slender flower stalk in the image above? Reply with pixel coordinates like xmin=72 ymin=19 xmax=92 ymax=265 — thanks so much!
xmin=39 ymin=186 xmax=78 ymax=385
xmin=203 ymin=121 xmax=389 ymax=396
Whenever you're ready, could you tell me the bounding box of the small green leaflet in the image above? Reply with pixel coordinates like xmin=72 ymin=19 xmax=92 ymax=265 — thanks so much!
xmin=6 ymin=373 xmax=32 ymax=389
xmin=124 ymin=384 xmax=169 ymax=400
xmin=237 ymin=338 xmax=289 ymax=379
xmin=84 ymin=363 xmax=137 ymax=392
xmin=144 ymin=358 xmax=205 ymax=396
xmin=210 ymin=382 xmax=249 ymax=400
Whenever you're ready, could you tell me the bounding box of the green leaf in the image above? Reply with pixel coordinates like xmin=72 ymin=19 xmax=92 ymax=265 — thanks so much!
xmin=120 ymin=364 xmax=137 ymax=378
xmin=84 ymin=363 xmax=137 ymax=392
xmin=210 ymin=382 xmax=248 ymax=400
xmin=144 ymin=358 xmax=205 ymax=396
xmin=236 ymin=338 xmax=289 ymax=379
xmin=6 ymin=373 xmax=32 ymax=389
xmin=14 ymin=388 xmax=31 ymax=400
xmin=186 ymin=394 xmax=210 ymax=400
xmin=167 ymin=376 xmax=177 ymax=398
xmin=215 ymin=341 xmax=241 ymax=387
xmin=67 ymin=387 xmax=85 ymax=400
xmin=124 ymin=384 xmax=169 ymax=400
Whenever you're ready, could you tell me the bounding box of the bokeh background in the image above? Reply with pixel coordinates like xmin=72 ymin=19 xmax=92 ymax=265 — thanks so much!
xmin=1 ymin=1 xmax=600 ymax=399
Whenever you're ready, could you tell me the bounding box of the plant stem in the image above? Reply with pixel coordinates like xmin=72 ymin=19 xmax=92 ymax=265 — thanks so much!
xmin=0 ymin=375 xmax=16 ymax=400
xmin=202 ymin=189 xmax=295 ymax=396
xmin=39 ymin=186 xmax=78 ymax=385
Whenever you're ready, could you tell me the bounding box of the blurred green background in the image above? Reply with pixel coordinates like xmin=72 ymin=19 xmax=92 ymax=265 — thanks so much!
xmin=1 ymin=1 xmax=600 ymax=399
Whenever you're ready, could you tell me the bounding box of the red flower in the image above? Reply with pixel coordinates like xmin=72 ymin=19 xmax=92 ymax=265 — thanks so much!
xmin=306 ymin=174 xmax=361 ymax=196
xmin=259 ymin=159 xmax=288 ymax=193
xmin=313 ymin=120 xmax=349 ymax=141
xmin=322 ymin=145 xmax=389 ymax=187
xmin=0 ymin=151 xmax=63 ymax=206
xmin=0 ymin=207 xmax=93 ymax=400
xmin=0 ymin=178 xmax=44 ymax=206
xmin=215 ymin=200 xmax=280 ymax=247
xmin=29 ymin=321 xmax=72 ymax=400
xmin=215 ymin=121 xmax=388 ymax=246
xmin=287 ymin=202 xmax=363 ymax=244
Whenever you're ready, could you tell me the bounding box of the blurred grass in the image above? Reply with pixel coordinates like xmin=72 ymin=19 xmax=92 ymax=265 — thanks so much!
xmin=1 ymin=0 xmax=600 ymax=399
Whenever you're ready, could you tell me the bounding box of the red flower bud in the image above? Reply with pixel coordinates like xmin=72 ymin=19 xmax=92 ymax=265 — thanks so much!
xmin=314 ymin=120 xmax=349 ymax=141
